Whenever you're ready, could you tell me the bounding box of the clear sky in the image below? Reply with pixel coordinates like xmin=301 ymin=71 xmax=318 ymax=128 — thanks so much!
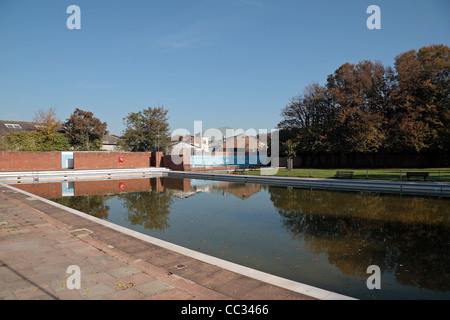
xmin=0 ymin=0 xmax=449 ymax=136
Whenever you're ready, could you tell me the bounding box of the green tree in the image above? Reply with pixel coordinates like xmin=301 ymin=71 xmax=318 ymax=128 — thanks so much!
xmin=281 ymin=139 xmax=299 ymax=158
xmin=64 ymin=108 xmax=108 ymax=151
xmin=121 ymin=106 xmax=171 ymax=152
xmin=6 ymin=132 xmax=37 ymax=151
xmin=5 ymin=132 xmax=70 ymax=151
xmin=39 ymin=133 xmax=71 ymax=151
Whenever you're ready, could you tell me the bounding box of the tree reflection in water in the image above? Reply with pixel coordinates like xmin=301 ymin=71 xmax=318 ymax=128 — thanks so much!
xmin=268 ymin=186 xmax=450 ymax=292
xmin=117 ymin=190 xmax=173 ymax=232
xmin=53 ymin=195 xmax=111 ymax=220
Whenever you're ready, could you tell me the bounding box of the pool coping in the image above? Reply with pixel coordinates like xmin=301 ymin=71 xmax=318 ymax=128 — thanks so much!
xmin=0 ymin=180 xmax=356 ymax=300
xmin=167 ymin=171 xmax=450 ymax=196
xmin=0 ymin=168 xmax=170 ymax=184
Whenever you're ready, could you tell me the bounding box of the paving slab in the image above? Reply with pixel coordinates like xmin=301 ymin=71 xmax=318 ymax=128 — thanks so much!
xmin=135 ymin=280 xmax=175 ymax=296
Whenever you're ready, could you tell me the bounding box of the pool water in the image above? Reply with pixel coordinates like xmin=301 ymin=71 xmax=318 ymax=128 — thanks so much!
xmin=38 ymin=177 xmax=450 ymax=299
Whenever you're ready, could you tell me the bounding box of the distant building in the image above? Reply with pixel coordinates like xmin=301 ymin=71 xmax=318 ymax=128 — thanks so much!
xmin=170 ymin=141 xmax=203 ymax=155
xmin=101 ymin=134 xmax=121 ymax=151
xmin=171 ymin=135 xmax=210 ymax=154
xmin=209 ymin=133 xmax=268 ymax=155
xmin=0 ymin=119 xmax=65 ymax=135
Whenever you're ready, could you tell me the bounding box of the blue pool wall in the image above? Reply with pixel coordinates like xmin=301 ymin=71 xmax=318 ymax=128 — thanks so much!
xmin=191 ymin=154 xmax=268 ymax=167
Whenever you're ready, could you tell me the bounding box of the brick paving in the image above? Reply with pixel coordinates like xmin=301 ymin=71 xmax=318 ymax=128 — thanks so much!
xmin=0 ymin=184 xmax=315 ymax=300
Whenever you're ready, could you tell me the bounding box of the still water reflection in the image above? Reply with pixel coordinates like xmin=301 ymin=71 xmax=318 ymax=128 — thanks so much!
xmin=18 ymin=177 xmax=449 ymax=299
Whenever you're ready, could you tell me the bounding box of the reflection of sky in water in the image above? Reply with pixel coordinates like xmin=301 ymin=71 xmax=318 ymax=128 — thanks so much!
xmin=52 ymin=178 xmax=450 ymax=300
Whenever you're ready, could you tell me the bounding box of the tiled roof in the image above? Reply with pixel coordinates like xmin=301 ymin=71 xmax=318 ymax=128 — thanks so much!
xmin=0 ymin=120 xmax=65 ymax=135
xmin=0 ymin=120 xmax=41 ymax=135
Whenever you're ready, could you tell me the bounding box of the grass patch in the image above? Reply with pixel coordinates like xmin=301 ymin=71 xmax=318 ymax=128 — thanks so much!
xmin=233 ymin=168 xmax=450 ymax=182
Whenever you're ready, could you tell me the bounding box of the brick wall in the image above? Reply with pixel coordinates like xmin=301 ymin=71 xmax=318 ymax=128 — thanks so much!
xmin=0 ymin=152 xmax=62 ymax=172
xmin=73 ymin=152 xmax=152 ymax=170
xmin=0 ymin=151 xmax=227 ymax=172
xmin=162 ymin=154 xmax=191 ymax=171
xmin=152 ymin=152 xmax=163 ymax=167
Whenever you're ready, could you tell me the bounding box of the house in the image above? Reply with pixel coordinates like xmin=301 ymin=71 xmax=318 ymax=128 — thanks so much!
xmin=190 ymin=136 xmax=210 ymax=152
xmin=0 ymin=120 xmax=62 ymax=135
xmin=171 ymin=134 xmax=210 ymax=154
xmin=170 ymin=141 xmax=203 ymax=156
xmin=101 ymin=134 xmax=121 ymax=151
xmin=209 ymin=133 xmax=268 ymax=154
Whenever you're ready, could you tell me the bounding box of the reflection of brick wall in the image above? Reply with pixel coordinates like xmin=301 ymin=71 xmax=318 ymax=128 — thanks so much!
xmin=14 ymin=182 xmax=62 ymax=199
xmin=0 ymin=152 xmax=61 ymax=172
xmin=161 ymin=177 xmax=192 ymax=191
xmin=74 ymin=178 xmax=153 ymax=196
xmin=73 ymin=152 xmax=152 ymax=170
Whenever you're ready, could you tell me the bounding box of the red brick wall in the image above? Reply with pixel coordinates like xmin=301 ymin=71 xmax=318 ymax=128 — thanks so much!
xmin=162 ymin=154 xmax=191 ymax=171
xmin=0 ymin=152 xmax=62 ymax=172
xmin=73 ymin=152 xmax=152 ymax=170
xmin=152 ymin=152 xmax=163 ymax=167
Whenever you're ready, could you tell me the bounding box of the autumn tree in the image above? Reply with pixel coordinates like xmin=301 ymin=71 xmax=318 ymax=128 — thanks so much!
xmin=278 ymin=44 xmax=449 ymax=157
xmin=64 ymin=108 xmax=108 ymax=151
xmin=325 ymin=60 xmax=386 ymax=154
xmin=385 ymin=44 xmax=450 ymax=152
xmin=120 ymin=106 xmax=171 ymax=152
xmin=416 ymin=44 xmax=450 ymax=152
xmin=33 ymin=107 xmax=62 ymax=138
xmin=278 ymin=83 xmax=334 ymax=153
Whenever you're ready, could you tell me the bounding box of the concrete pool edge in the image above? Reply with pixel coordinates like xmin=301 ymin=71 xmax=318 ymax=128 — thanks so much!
xmin=0 ymin=168 xmax=170 ymax=183
xmin=1 ymin=181 xmax=356 ymax=300
xmin=167 ymin=171 xmax=450 ymax=196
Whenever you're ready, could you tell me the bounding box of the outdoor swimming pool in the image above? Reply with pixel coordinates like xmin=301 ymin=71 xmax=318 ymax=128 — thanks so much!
xmin=16 ymin=176 xmax=450 ymax=300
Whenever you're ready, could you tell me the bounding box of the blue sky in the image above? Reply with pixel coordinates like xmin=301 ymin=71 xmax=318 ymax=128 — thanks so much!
xmin=0 ymin=0 xmax=449 ymax=136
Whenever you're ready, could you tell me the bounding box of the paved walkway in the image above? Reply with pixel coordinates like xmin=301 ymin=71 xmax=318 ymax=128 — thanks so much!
xmin=0 ymin=184 xmax=317 ymax=300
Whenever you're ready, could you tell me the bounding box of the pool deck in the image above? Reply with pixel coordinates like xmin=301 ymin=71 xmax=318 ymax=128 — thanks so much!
xmin=0 ymin=178 xmax=354 ymax=301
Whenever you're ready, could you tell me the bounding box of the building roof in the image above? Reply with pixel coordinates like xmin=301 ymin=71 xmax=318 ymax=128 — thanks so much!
xmin=102 ymin=134 xmax=120 ymax=145
xmin=0 ymin=120 xmax=67 ymax=136
xmin=171 ymin=141 xmax=202 ymax=150
xmin=209 ymin=133 xmax=268 ymax=152
xmin=0 ymin=120 xmax=42 ymax=135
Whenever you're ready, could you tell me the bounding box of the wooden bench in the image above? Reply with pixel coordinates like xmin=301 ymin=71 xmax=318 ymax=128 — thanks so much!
xmin=334 ymin=170 xmax=354 ymax=179
xmin=406 ymin=172 xmax=429 ymax=181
